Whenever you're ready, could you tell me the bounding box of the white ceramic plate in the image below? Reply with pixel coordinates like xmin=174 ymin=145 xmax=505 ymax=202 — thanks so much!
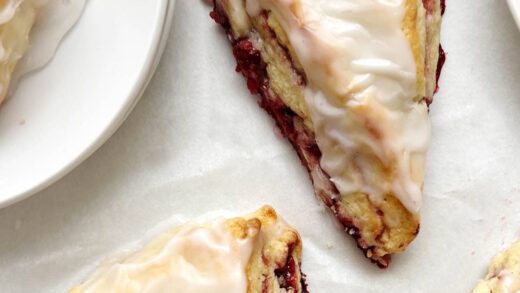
xmin=0 ymin=0 xmax=175 ymax=208
xmin=509 ymin=0 xmax=520 ymax=28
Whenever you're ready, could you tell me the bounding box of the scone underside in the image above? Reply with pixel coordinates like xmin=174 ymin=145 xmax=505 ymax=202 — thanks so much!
xmin=212 ymin=0 xmax=445 ymax=268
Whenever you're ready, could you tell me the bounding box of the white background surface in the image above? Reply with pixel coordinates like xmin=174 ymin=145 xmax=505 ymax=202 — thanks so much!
xmin=1 ymin=0 xmax=520 ymax=292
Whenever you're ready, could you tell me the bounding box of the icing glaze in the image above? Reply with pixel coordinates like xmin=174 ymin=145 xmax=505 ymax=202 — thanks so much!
xmin=70 ymin=220 xmax=255 ymax=293
xmin=229 ymin=0 xmax=428 ymax=213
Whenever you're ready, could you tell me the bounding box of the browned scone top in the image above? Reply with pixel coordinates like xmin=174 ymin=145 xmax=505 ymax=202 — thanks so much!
xmin=211 ymin=0 xmax=445 ymax=267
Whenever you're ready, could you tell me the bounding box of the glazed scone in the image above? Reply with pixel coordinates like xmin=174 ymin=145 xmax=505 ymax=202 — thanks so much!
xmin=0 ymin=0 xmax=47 ymax=104
xmin=210 ymin=0 xmax=445 ymax=267
xmin=69 ymin=206 xmax=308 ymax=293
xmin=473 ymin=239 xmax=520 ymax=293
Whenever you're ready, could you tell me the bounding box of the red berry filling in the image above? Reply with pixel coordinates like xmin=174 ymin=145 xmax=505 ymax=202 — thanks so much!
xmin=274 ymin=243 xmax=309 ymax=293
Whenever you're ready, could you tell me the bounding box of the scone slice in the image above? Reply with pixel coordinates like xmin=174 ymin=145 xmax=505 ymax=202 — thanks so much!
xmin=70 ymin=206 xmax=308 ymax=293
xmin=211 ymin=0 xmax=445 ymax=267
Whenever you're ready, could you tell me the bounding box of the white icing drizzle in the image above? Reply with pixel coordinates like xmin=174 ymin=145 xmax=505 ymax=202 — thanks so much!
xmin=239 ymin=0 xmax=427 ymax=213
xmin=71 ymin=220 xmax=255 ymax=293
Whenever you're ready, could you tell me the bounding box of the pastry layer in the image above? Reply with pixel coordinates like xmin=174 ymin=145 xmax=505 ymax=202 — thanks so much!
xmin=212 ymin=0 xmax=444 ymax=267
xmin=473 ymin=239 xmax=520 ymax=293
xmin=69 ymin=206 xmax=308 ymax=293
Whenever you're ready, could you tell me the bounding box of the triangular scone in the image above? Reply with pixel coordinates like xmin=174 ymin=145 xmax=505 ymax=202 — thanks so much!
xmin=70 ymin=206 xmax=308 ymax=293
xmin=211 ymin=0 xmax=445 ymax=267
xmin=473 ymin=238 xmax=520 ymax=293
xmin=0 ymin=0 xmax=46 ymax=104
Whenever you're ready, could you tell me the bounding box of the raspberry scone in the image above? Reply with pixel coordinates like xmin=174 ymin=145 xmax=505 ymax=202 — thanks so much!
xmin=69 ymin=206 xmax=309 ymax=293
xmin=473 ymin=239 xmax=520 ymax=293
xmin=210 ymin=0 xmax=445 ymax=267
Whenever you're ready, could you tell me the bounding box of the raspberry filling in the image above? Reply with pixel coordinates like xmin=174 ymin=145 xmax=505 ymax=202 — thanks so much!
xmin=274 ymin=243 xmax=309 ymax=293
xmin=233 ymin=39 xmax=269 ymax=95
xmin=437 ymin=0 xmax=447 ymax=90
xmin=435 ymin=45 xmax=446 ymax=94
xmin=423 ymin=0 xmax=446 ymax=15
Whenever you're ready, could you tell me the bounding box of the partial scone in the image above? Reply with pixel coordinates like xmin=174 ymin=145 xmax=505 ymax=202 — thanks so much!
xmin=473 ymin=239 xmax=520 ymax=293
xmin=210 ymin=0 xmax=445 ymax=267
xmin=0 ymin=0 xmax=46 ymax=104
xmin=69 ymin=206 xmax=308 ymax=293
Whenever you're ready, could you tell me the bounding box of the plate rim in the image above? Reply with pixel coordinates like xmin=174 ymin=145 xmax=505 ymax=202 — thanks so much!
xmin=0 ymin=0 xmax=176 ymax=209
xmin=508 ymin=0 xmax=520 ymax=29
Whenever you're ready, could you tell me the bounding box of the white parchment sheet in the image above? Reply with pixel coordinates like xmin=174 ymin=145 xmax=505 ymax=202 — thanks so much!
xmin=1 ymin=0 xmax=520 ymax=292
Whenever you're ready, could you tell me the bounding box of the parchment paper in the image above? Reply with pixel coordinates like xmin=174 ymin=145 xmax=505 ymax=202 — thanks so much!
xmin=1 ymin=0 xmax=520 ymax=292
